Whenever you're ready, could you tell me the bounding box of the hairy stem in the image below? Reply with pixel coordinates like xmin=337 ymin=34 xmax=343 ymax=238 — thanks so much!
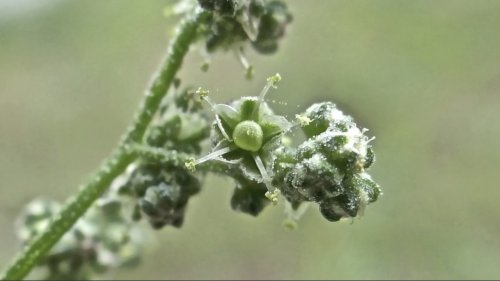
xmin=132 ymin=145 xmax=192 ymax=167
xmin=132 ymin=145 xmax=223 ymax=173
xmin=1 ymin=10 xmax=206 ymax=281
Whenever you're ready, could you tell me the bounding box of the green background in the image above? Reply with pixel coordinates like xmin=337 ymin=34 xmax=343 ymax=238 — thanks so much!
xmin=1 ymin=0 xmax=500 ymax=279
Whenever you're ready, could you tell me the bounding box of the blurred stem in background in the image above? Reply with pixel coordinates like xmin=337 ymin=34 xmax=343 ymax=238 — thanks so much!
xmin=0 ymin=9 xmax=207 ymax=281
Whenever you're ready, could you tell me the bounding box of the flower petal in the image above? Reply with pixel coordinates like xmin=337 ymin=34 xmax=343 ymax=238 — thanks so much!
xmin=259 ymin=114 xmax=292 ymax=141
xmin=238 ymin=98 xmax=260 ymax=121
xmin=214 ymin=104 xmax=240 ymax=129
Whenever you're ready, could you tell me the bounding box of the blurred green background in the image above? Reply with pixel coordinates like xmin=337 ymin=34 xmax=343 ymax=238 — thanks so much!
xmin=1 ymin=0 xmax=500 ymax=279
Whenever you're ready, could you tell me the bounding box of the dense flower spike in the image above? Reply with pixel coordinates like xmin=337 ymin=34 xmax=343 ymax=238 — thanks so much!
xmin=16 ymin=198 xmax=143 ymax=280
xmin=275 ymin=102 xmax=382 ymax=222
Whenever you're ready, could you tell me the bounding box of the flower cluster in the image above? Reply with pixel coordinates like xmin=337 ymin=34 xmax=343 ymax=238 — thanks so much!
xmin=118 ymin=162 xmax=202 ymax=229
xmin=189 ymin=74 xmax=382 ymax=223
xmin=174 ymin=0 xmax=292 ymax=77
xmin=275 ymin=102 xmax=382 ymax=222
xmin=118 ymin=87 xmax=209 ymax=229
xmin=197 ymin=0 xmax=293 ymax=54
xmin=8 ymin=1 xmax=386 ymax=278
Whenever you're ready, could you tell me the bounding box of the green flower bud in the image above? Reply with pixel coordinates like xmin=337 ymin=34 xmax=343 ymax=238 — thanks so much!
xmin=298 ymin=102 xmax=375 ymax=173
xmin=319 ymin=173 xmax=381 ymax=221
xmin=300 ymin=102 xmax=351 ymax=138
xmin=230 ymin=177 xmax=269 ymax=216
xmin=275 ymin=102 xmax=381 ymax=221
xmin=120 ymin=162 xmax=201 ymax=229
xmin=139 ymin=183 xmax=186 ymax=229
xmin=284 ymin=153 xmax=344 ymax=202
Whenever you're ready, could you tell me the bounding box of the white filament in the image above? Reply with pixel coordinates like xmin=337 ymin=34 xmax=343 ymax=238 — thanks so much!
xmin=253 ymin=154 xmax=274 ymax=192
xmin=194 ymin=146 xmax=235 ymax=166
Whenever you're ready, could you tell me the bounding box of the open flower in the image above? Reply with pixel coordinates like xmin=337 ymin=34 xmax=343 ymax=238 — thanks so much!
xmin=188 ymin=74 xmax=291 ymax=203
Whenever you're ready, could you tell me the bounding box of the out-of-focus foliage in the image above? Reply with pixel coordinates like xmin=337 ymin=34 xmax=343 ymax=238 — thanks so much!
xmin=1 ymin=0 xmax=500 ymax=279
xmin=16 ymin=197 xmax=143 ymax=280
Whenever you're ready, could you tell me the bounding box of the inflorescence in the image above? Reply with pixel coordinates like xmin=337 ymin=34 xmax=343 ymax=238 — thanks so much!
xmin=11 ymin=1 xmax=382 ymax=279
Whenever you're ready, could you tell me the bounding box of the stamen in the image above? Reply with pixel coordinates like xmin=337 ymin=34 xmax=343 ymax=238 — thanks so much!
xmin=283 ymin=201 xmax=310 ymax=230
xmin=193 ymin=88 xmax=232 ymax=142
xmin=195 ymin=87 xmax=215 ymax=108
xmin=252 ymin=73 xmax=282 ymax=117
xmin=267 ymin=73 xmax=282 ymax=88
xmin=192 ymin=147 xmax=236 ymax=166
xmin=259 ymin=73 xmax=282 ymax=103
xmin=234 ymin=47 xmax=254 ymax=79
xmin=253 ymin=154 xmax=279 ymax=205
xmin=215 ymin=115 xmax=232 ymax=141
xmin=295 ymin=114 xmax=312 ymax=127
xmin=258 ymin=83 xmax=272 ymax=104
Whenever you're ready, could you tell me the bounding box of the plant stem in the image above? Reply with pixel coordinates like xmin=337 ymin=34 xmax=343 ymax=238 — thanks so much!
xmin=1 ymin=10 xmax=207 ymax=281
xmin=132 ymin=145 xmax=192 ymax=167
xmin=132 ymin=145 xmax=224 ymax=173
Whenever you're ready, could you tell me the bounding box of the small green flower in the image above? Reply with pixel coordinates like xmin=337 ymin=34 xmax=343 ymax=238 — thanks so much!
xmin=191 ymin=73 xmax=291 ymax=204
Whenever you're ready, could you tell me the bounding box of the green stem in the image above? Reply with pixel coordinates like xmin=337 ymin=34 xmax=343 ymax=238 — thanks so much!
xmin=1 ymin=10 xmax=207 ymax=281
xmin=132 ymin=145 xmax=230 ymax=174
xmin=132 ymin=145 xmax=192 ymax=167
